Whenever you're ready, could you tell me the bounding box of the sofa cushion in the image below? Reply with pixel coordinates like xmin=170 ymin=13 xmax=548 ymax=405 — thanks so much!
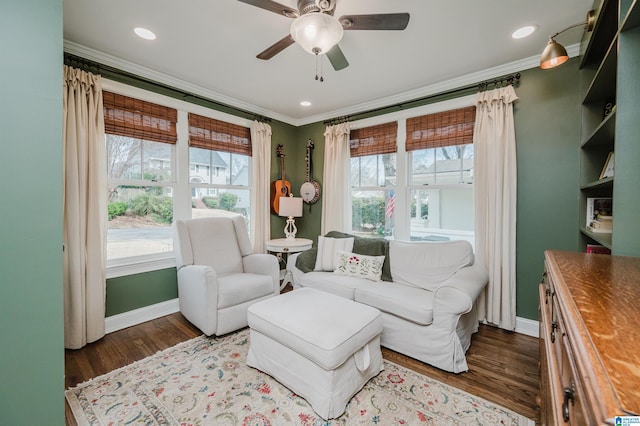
xmin=217 ymin=273 xmax=275 ymax=309
xmin=355 ymin=283 xmax=434 ymax=326
xmin=334 ymin=251 xmax=385 ymax=282
xmin=297 ymin=271 xmax=372 ymax=300
xmin=314 ymin=236 xmax=354 ymax=271
xmin=389 ymin=240 xmax=474 ymax=291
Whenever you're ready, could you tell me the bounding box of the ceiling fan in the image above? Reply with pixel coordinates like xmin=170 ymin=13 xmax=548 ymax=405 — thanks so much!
xmin=237 ymin=0 xmax=410 ymax=71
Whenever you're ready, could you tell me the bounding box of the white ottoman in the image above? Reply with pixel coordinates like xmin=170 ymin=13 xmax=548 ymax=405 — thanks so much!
xmin=246 ymin=287 xmax=383 ymax=420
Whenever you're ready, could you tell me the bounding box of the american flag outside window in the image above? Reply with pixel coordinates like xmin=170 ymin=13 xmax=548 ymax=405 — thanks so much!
xmin=386 ymin=190 xmax=395 ymax=218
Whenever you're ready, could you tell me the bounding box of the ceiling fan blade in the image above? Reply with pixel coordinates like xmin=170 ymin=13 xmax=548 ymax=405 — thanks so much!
xmin=236 ymin=0 xmax=299 ymax=18
xmin=339 ymin=13 xmax=410 ymax=31
xmin=256 ymin=34 xmax=295 ymax=60
xmin=326 ymin=45 xmax=349 ymax=71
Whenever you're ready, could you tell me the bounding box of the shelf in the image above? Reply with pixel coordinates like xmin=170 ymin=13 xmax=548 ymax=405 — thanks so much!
xmin=621 ymin=0 xmax=640 ymax=31
xmin=583 ymin=37 xmax=618 ymax=104
xmin=581 ymin=107 xmax=616 ymax=147
xmin=581 ymin=0 xmax=619 ymax=67
xmin=581 ymin=176 xmax=614 ymax=190
xmin=581 ymin=227 xmax=613 ymax=248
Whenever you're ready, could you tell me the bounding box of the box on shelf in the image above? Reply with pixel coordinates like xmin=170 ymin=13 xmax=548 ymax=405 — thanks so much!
xmin=586 ymin=197 xmax=613 ymax=233
xmin=586 ymin=244 xmax=612 ymax=255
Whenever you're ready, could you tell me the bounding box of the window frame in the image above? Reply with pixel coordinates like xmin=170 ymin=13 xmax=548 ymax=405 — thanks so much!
xmin=103 ymin=79 xmax=254 ymax=278
xmin=348 ymin=94 xmax=476 ymax=242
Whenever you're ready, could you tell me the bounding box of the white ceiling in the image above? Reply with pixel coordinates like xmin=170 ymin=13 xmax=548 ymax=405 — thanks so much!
xmin=63 ymin=0 xmax=593 ymax=125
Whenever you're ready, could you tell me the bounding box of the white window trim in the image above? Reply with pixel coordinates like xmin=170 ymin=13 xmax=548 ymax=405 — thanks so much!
xmin=106 ymin=253 xmax=176 ymax=279
xmin=349 ymin=95 xmax=476 ymax=241
xmin=103 ymin=79 xmax=254 ymax=278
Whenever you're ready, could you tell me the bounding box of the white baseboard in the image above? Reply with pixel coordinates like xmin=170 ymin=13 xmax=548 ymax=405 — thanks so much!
xmin=515 ymin=316 xmax=539 ymax=338
xmin=105 ymin=298 xmax=180 ymax=334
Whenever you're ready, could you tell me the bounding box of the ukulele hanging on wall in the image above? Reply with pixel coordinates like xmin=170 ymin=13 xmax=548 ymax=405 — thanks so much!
xmin=300 ymin=139 xmax=321 ymax=205
xmin=271 ymin=144 xmax=291 ymax=215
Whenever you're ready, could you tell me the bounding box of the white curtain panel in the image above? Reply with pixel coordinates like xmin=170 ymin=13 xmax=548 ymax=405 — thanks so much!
xmin=473 ymin=86 xmax=518 ymax=331
xmin=63 ymin=66 xmax=107 ymax=349
xmin=250 ymin=121 xmax=272 ymax=253
xmin=321 ymin=123 xmax=352 ymax=235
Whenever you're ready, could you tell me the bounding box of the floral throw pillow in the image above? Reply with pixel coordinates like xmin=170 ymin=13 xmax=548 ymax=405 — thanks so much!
xmin=334 ymin=251 xmax=385 ymax=282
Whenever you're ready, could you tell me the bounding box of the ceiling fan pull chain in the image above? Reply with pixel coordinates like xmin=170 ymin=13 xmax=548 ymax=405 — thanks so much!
xmin=313 ymin=51 xmax=324 ymax=82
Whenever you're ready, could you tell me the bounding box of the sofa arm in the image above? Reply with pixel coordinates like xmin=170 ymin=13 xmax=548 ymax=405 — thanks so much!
xmin=243 ymin=253 xmax=280 ymax=294
xmin=433 ymin=263 xmax=489 ymax=318
xmin=286 ymin=252 xmax=305 ymax=287
xmin=177 ymin=265 xmax=219 ymax=335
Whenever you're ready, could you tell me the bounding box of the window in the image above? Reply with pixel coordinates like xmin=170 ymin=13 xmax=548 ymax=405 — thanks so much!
xmin=104 ymin=92 xmax=177 ymax=263
xmin=350 ymin=122 xmax=397 ymax=238
xmin=102 ymin=86 xmax=255 ymax=276
xmin=188 ymin=113 xmax=252 ymax=225
xmin=406 ymin=106 xmax=475 ymax=243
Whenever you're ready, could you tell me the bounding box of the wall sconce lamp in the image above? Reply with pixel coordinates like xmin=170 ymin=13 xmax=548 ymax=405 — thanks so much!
xmin=278 ymin=195 xmax=303 ymax=240
xmin=540 ymin=10 xmax=595 ymax=69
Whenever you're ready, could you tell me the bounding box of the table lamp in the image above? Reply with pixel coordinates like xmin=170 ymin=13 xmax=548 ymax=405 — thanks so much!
xmin=279 ymin=195 xmax=303 ymax=240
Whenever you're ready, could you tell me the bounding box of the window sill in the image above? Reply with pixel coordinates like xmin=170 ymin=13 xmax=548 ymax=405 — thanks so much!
xmin=106 ymin=254 xmax=176 ymax=279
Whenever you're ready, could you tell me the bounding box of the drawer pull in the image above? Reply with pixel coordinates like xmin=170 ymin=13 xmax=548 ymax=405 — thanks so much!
xmin=551 ymin=320 xmax=559 ymax=343
xmin=562 ymin=384 xmax=575 ymax=422
xmin=545 ymin=288 xmax=551 ymax=304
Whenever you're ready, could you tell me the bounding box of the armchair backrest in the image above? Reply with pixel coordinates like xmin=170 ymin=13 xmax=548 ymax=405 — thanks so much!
xmin=173 ymin=215 xmax=253 ymax=276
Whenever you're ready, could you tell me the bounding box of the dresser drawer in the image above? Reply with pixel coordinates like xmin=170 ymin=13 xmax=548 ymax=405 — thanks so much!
xmin=559 ymin=335 xmax=588 ymax=425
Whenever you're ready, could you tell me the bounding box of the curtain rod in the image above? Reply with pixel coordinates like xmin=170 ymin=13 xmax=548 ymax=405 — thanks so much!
xmin=64 ymin=53 xmax=272 ymax=123
xmin=324 ymin=72 xmax=521 ymax=125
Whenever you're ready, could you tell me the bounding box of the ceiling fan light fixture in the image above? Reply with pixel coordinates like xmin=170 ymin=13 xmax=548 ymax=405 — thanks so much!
xmin=290 ymin=12 xmax=344 ymax=55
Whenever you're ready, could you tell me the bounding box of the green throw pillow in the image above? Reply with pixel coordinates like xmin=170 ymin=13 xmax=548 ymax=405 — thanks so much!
xmin=294 ymin=248 xmax=317 ymax=273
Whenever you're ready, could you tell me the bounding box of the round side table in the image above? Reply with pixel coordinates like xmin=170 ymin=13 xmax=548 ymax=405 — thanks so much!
xmin=266 ymin=238 xmax=312 ymax=290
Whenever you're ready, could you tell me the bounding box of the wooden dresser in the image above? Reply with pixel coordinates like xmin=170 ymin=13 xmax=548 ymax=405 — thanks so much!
xmin=539 ymin=250 xmax=640 ymax=425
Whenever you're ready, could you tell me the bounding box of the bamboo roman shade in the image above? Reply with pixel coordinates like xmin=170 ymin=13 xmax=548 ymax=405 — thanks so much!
xmin=188 ymin=113 xmax=252 ymax=156
xmin=102 ymin=91 xmax=177 ymax=144
xmin=349 ymin=121 xmax=398 ymax=158
xmin=406 ymin=106 xmax=476 ymax=151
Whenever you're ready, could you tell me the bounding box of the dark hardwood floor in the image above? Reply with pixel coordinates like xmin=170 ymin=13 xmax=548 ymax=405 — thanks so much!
xmin=65 ymin=312 xmax=540 ymax=425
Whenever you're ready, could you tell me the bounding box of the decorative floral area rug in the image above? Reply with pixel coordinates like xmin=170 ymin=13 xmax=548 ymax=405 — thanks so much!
xmin=66 ymin=329 xmax=534 ymax=425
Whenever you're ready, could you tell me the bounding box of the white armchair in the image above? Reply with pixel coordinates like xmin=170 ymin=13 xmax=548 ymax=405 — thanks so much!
xmin=173 ymin=215 xmax=279 ymax=336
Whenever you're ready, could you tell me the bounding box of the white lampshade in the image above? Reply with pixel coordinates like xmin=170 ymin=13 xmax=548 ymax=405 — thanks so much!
xmin=290 ymin=12 xmax=344 ymax=55
xmin=279 ymin=196 xmax=303 ymax=218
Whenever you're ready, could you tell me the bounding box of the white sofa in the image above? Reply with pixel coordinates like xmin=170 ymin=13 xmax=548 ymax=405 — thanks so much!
xmin=287 ymin=235 xmax=488 ymax=373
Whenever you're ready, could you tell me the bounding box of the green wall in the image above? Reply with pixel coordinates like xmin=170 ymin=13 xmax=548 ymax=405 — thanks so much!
xmin=106 ymin=61 xmax=583 ymax=324
xmin=107 ymin=268 xmax=178 ymax=316
xmin=0 ymin=0 xmax=64 ymax=424
xmin=514 ymin=59 xmax=582 ymax=319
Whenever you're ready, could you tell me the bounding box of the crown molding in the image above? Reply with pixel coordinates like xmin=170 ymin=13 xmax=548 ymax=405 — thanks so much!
xmin=297 ymin=42 xmax=582 ymax=126
xmin=63 ymin=40 xmax=292 ymax=124
xmin=65 ymin=40 xmax=580 ymax=127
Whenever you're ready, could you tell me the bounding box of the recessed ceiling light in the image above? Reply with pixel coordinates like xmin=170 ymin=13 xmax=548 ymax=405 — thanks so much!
xmin=300 ymin=101 xmax=312 ymax=107
xmin=512 ymin=25 xmax=536 ymax=39
xmin=134 ymin=27 xmax=156 ymax=40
